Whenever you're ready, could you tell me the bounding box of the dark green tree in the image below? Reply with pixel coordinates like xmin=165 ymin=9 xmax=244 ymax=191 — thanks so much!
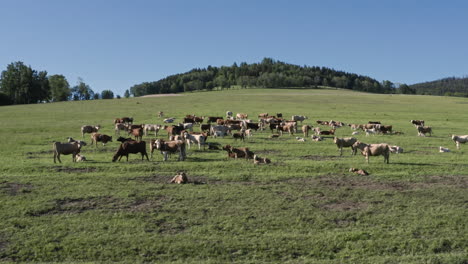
xmin=101 ymin=90 xmax=114 ymax=99
xmin=71 ymin=78 xmax=94 ymax=100
xmin=49 ymin=74 xmax=70 ymax=102
xmin=0 ymin=61 xmax=50 ymax=104
xmin=124 ymin=89 xmax=130 ymax=98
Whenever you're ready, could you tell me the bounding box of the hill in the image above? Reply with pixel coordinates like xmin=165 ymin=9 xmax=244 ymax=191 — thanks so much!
xmin=410 ymin=76 xmax=468 ymax=97
xmin=129 ymin=58 xmax=392 ymax=96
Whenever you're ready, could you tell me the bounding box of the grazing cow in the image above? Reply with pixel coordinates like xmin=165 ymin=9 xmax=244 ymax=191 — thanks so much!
xmin=226 ymin=111 xmax=233 ymax=118
xmin=182 ymin=131 xmax=207 ymax=150
xmin=352 ymin=141 xmax=390 ymax=164
xmin=362 ymin=124 xmax=378 ymax=130
xmin=389 ymin=145 xmax=404 ymax=154
xmin=182 ymin=123 xmax=194 ymax=132
xmin=411 ymin=120 xmax=425 ymax=127
xmin=222 ymin=145 xmax=254 ymax=159
xmin=114 ymin=117 xmax=133 ymax=124
xmin=365 ymin=128 xmax=376 ymax=136
xmin=53 ymin=140 xmax=86 ymax=163
xmin=158 ymin=111 xmax=164 ymax=118
xmin=183 ymin=117 xmax=195 ymax=124
xmin=368 ymin=121 xmax=381 ymax=124
xmin=451 ymin=135 xmax=468 ymax=149
xmin=277 ymin=124 xmax=295 ymax=136
xmin=194 ymin=116 xmax=204 ymax=124
xmin=439 ymin=146 xmax=451 ymax=153
xmin=115 ymin=123 xmax=129 ymax=135
xmin=276 ymin=113 xmax=283 ymax=118
xmin=170 ymin=172 xmax=188 ymax=184
xmin=144 ymin=124 xmax=162 ymax=136
xmin=348 ymin=124 xmax=360 ymax=130
xmin=200 ymin=124 xmax=211 ymax=133
xmin=152 ymin=139 xmax=186 ymax=161
xmin=311 ymin=135 xmax=323 ymax=141
xmin=207 ymin=116 xmax=223 ymax=123
xmin=319 ymin=129 xmax=335 ymax=136
xmin=165 ymin=124 xmax=184 ymax=138
xmin=163 ymin=118 xmax=176 ymax=123
xmin=90 ymin=133 xmax=113 ymax=147
xmin=243 ymin=122 xmax=260 ymax=131
xmin=210 ymin=125 xmax=230 ymax=138
xmin=333 ymin=137 xmax=357 ymax=156
xmin=313 ymin=127 xmax=321 ymax=135
xmin=292 ymin=115 xmax=308 ymax=124
xmin=116 ymin=136 xmax=133 ymax=143
xmin=129 ymin=127 xmax=143 ymax=141
xmin=349 ymin=168 xmax=369 ymax=176
xmin=253 ymin=155 xmax=271 ymax=165
xmin=227 ymin=124 xmax=242 ymax=132
xmin=232 ymin=131 xmax=245 ymax=142
xmin=302 ymin=125 xmax=312 ymax=137
xmin=417 ymin=126 xmax=432 ymax=137
xmin=112 ymin=140 xmax=149 ymax=162
xmin=378 ymin=125 xmax=393 ymax=134
xmin=352 ymin=131 xmax=359 ymax=135
xmin=236 ymin=113 xmax=248 ymax=120
xmin=258 ymin=113 xmax=269 ymax=118
xmin=81 ymin=125 xmax=101 ymax=137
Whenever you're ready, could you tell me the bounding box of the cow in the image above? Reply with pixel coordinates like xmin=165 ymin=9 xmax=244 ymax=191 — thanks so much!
xmin=152 ymin=139 xmax=186 ymax=161
xmin=368 ymin=121 xmax=381 ymax=124
xmin=389 ymin=145 xmax=404 ymax=154
xmin=295 ymin=137 xmax=306 ymax=142
xmin=201 ymin=124 xmax=211 ymax=133
xmin=183 ymin=117 xmax=195 ymax=124
xmin=258 ymin=113 xmax=269 ymax=118
xmin=276 ymin=113 xmax=283 ymax=118
xmin=114 ymin=117 xmax=133 ymax=124
xmin=348 ymin=124 xmax=361 ymax=130
xmin=222 ymin=145 xmax=254 ymax=159
xmin=129 ymin=127 xmax=143 ymax=141
xmin=411 ymin=120 xmax=425 ymax=127
xmin=417 ymin=126 xmax=432 ymax=137
xmin=236 ymin=113 xmax=248 ymax=120
xmin=451 ymin=135 xmax=468 ymax=149
xmin=292 ymin=115 xmax=308 ymax=124
xmin=349 ymin=168 xmax=369 ymax=176
xmin=210 ymin=125 xmax=230 ymax=138
xmin=439 ymin=146 xmax=451 ymax=153
xmin=170 ymin=172 xmax=188 ymax=184
xmin=53 ymin=140 xmax=86 ymax=163
xmin=182 ymin=131 xmax=207 ymax=150
xmin=365 ymin=128 xmax=376 ymax=136
xmin=253 ymin=155 xmax=271 ymax=165
xmin=226 ymin=111 xmax=233 ymax=118
xmin=319 ymin=129 xmax=335 ymax=136
xmin=163 ymin=118 xmax=176 ymax=123
xmin=90 ymin=133 xmax=113 ymax=147
xmin=311 ymin=135 xmax=323 ymax=141
xmin=115 ymin=123 xmax=129 ymax=135
xmin=157 ymin=111 xmax=164 ymax=118
xmin=352 ymin=141 xmax=390 ymax=164
xmin=244 ymin=129 xmax=253 ymax=138
xmin=207 ymin=116 xmax=223 ymax=123
xmin=116 ymin=136 xmax=133 ymax=143
xmin=232 ymin=131 xmax=245 ymax=142
xmin=75 ymin=154 xmax=87 ymax=162
xmin=112 ymin=140 xmax=149 ymax=162
xmin=378 ymin=125 xmax=393 ymax=134
xmin=194 ymin=116 xmax=204 ymax=124
xmin=81 ymin=125 xmax=101 ymax=138
xmin=302 ymin=125 xmax=312 ymax=137
xmin=143 ymin=124 xmax=162 ymax=136
xmin=165 ymin=124 xmax=184 ymax=138
xmin=333 ymin=137 xmax=357 ymax=156
xmin=277 ymin=124 xmax=295 ymax=136
xmin=182 ymin=123 xmax=194 ymax=132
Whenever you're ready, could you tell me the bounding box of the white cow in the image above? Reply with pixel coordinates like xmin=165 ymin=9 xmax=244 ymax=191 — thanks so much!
xmin=182 ymin=131 xmax=206 ymax=150
xmin=291 ymin=115 xmax=308 ymax=124
xmin=451 ymin=135 xmax=468 ymax=149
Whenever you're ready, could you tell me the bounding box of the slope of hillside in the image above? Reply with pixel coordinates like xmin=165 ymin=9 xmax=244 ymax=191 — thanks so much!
xmin=410 ymin=76 xmax=468 ymax=96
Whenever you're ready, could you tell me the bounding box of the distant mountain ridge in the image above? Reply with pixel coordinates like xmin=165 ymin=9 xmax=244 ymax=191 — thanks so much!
xmin=410 ymin=76 xmax=468 ymax=97
xmin=129 ymin=58 xmax=394 ymax=96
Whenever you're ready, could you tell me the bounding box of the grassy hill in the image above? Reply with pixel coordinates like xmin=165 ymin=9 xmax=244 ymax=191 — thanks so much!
xmin=0 ymin=88 xmax=467 ymax=263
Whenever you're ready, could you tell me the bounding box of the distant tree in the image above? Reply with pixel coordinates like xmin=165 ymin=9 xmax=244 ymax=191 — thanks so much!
xmin=0 ymin=61 xmax=50 ymax=104
xmin=0 ymin=92 xmax=12 ymax=105
xmin=124 ymin=89 xmax=130 ymax=98
xmin=71 ymin=78 xmax=94 ymax=100
xmin=101 ymin=90 xmax=114 ymax=99
xmin=49 ymin=74 xmax=70 ymax=102
xmin=399 ymin=84 xmax=416 ymax=94
xmin=116 ymin=95 xmax=121 ymax=99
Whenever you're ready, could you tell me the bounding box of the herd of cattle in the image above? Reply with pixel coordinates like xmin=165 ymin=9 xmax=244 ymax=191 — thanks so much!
xmin=52 ymin=112 xmax=468 ymax=165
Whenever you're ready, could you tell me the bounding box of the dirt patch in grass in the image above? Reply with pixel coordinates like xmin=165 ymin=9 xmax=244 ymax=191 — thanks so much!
xmin=0 ymin=182 xmax=33 ymax=195
xmin=27 ymin=196 xmax=124 ymax=216
xmin=25 ymin=150 xmax=53 ymax=159
xmin=52 ymin=166 xmax=97 ymax=173
xmin=129 ymin=195 xmax=170 ymax=212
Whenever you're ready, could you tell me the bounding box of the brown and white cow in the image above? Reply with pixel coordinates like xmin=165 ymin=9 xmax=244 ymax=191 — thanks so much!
xmin=352 ymin=141 xmax=390 ymax=164
xmin=452 ymin=135 xmax=468 ymax=149
xmin=333 ymin=137 xmax=357 ymax=156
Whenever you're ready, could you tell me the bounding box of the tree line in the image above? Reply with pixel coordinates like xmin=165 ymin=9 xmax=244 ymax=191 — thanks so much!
xmin=130 ymin=58 xmax=405 ymax=96
xmin=409 ymin=77 xmax=468 ymax=97
xmin=0 ymin=61 xmax=125 ymax=105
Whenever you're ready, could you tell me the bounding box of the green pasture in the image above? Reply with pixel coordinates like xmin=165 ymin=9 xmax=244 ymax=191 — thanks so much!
xmin=0 ymin=88 xmax=466 ymax=263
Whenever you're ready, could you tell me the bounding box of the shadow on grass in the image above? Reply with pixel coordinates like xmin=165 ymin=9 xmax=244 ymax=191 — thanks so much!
xmin=391 ymin=162 xmax=439 ymax=166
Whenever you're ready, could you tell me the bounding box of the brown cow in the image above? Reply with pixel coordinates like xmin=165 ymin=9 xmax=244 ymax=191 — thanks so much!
xmin=112 ymin=140 xmax=149 ymax=162
xmin=90 ymin=133 xmax=113 ymax=147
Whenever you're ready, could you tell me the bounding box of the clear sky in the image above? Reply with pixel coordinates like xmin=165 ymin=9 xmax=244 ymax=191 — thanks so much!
xmin=1 ymin=0 xmax=467 ymax=96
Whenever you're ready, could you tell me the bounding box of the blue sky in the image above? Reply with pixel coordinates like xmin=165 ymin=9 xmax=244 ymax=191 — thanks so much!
xmin=1 ymin=0 xmax=467 ymax=95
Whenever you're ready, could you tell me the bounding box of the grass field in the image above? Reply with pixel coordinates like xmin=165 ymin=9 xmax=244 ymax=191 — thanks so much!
xmin=0 ymin=88 xmax=467 ymax=263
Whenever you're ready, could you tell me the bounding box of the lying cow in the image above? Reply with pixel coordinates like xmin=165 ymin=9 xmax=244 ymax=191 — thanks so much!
xmin=333 ymin=137 xmax=357 ymax=156
xmin=222 ymin=145 xmax=254 ymax=159
xmin=389 ymin=145 xmax=403 ymax=154
xmin=352 ymin=141 xmax=390 ymax=164
xmin=253 ymin=155 xmax=271 ymax=165
xmin=439 ymin=146 xmax=451 ymax=153
xmin=451 ymin=135 xmax=468 ymax=149
xmin=112 ymin=140 xmax=149 ymax=162
xmin=170 ymin=172 xmax=188 ymax=184
xmin=53 ymin=140 xmax=87 ymax=163
xmin=349 ymin=168 xmax=369 ymax=176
